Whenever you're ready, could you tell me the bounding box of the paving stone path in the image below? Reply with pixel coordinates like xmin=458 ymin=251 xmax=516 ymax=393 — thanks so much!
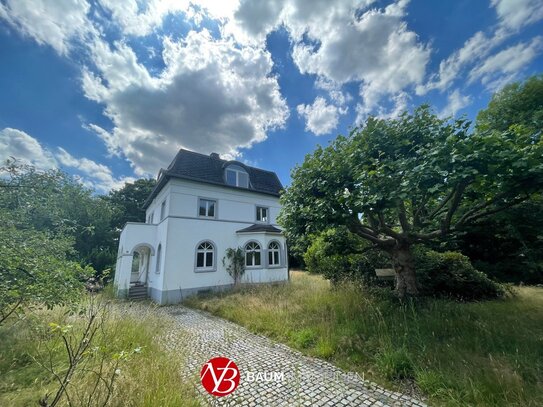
xmin=126 ymin=303 xmax=427 ymax=407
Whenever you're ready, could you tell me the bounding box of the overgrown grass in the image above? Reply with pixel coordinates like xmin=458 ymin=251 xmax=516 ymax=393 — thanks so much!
xmin=0 ymin=298 xmax=199 ymax=407
xmin=185 ymin=271 xmax=543 ymax=407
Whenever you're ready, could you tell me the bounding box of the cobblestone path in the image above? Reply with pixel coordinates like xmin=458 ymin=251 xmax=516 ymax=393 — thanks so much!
xmin=130 ymin=303 xmax=427 ymax=406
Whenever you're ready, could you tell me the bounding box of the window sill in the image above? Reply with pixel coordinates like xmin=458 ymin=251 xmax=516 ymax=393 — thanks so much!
xmin=194 ymin=268 xmax=216 ymax=273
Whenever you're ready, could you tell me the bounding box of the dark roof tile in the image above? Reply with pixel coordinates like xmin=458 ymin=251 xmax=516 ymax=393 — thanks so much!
xmin=143 ymin=149 xmax=283 ymax=208
xmin=236 ymin=224 xmax=283 ymax=233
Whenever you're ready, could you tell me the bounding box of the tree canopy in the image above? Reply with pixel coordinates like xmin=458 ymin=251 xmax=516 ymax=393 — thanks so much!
xmin=476 ymin=74 xmax=543 ymax=134
xmin=279 ymin=104 xmax=543 ymax=297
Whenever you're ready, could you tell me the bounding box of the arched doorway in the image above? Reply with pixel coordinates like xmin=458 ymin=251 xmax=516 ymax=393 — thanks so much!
xmin=128 ymin=244 xmax=155 ymax=299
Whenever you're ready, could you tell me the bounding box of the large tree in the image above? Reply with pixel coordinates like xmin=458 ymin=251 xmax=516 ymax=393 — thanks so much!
xmin=279 ymin=105 xmax=543 ymax=298
xmin=107 ymin=178 xmax=156 ymax=231
xmin=453 ymin=75 xmax=543 ymax=283
xmin=476 ymin=74 xmax=543 ymax=133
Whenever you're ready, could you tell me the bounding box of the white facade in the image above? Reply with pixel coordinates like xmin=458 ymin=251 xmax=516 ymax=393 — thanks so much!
xmin=114 ymin=176 xmax=289 ymax=304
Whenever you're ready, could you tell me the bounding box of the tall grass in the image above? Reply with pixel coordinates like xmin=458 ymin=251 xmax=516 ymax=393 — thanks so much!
xmin=185 ymin=271 xmax=543 ymax=407
xmin=0 ymin=298 xmax=199 ymax=407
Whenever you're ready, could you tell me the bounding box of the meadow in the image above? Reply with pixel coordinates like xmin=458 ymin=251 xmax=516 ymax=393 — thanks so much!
xmin=186 ymin=271 xmax=543 ymax=407
xmin=0 ymin=296 xmax=199 ymax=407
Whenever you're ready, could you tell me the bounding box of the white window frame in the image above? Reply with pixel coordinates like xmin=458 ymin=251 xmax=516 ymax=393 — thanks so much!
xmin=160 ymin=200 xmax=166 ymax=221
xmin=155 ymin=244 xmax=162 ymax=274
xmin=225 ymin=165 xmax=249 ymax=188
xmin=198 ymin=198 xmax=217 ymax=218
xmin=268 ymin=241 xmax=281 ymax=267
xmin=195 ymin=241 xmax=216 ymax=272
xmin=256 ymin=206 xmax=269 ymax=223
xmin=245 ymin=241 xmax=262 ymax=267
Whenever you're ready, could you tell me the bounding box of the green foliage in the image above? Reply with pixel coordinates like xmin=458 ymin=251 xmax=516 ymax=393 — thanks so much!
xmin=106 ymin=178 xmax=156 ymax=231
xmin=304 ymin=227 xmax=390 ymax=284
xmin=0 ymin=159 xmax=118 ymax=273
xmin=449 ymin=197 xmax=543 ymax=284
xmin=0 ymin=160 xmax=156 ymax=276
xmin=450 ymin=75 xmax=543 ymax=284
xmin=187 ymin=272 xmax=543 ymax=406
xmin=281 ymin=105 xmax=542 ymax=249
xmin=476 ymin=74 xmax=543 ymax=134
xmin=222 ymin=247 xmax=246 ymax=285
xmin=280 ymin=101 xmax=543 ymax=294
xmin=0 ymin=299 xmax=199 ymax=406
xmin=0 ymin=219 xmax=92 ymax=325
xmin=413 ymin=248 xmax=506 ymax=300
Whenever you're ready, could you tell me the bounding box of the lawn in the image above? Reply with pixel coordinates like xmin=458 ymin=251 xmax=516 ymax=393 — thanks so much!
xmin=185 ymin=271 xmax=543 ymax=407
xmin=0 ymin=297 xmax=199 ymax=407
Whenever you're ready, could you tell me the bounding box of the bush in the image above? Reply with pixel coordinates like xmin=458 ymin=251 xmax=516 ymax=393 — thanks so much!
xmin=304 ymin=229 xmax=506 ymax=300
xmin=414 ymin=247 xmax=506 ymax=300
xmin=303 ymin=228 xmax=391 ymax=285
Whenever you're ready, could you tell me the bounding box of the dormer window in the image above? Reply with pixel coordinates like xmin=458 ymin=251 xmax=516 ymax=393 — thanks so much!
xmin=225 ymin=164 xmax=249 ymax=188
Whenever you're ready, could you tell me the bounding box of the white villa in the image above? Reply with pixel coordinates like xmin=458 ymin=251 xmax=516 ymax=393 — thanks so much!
xmin=114 ymin=149 xmax=289 ymax=304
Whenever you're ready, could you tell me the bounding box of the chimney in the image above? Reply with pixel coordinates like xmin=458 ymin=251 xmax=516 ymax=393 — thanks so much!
xmin=210 ymin=152 xmax=220 ymax=159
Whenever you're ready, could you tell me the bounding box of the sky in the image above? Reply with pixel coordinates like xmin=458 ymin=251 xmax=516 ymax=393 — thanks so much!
xmin=0 ymin=0 xmax=542 ymax=193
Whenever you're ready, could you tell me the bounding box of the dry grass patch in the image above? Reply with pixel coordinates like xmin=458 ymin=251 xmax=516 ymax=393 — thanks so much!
xmin=0 ymin=298 xmax=199 ymax=407
xmin=186 ymin=271 xmax=543 ymax=407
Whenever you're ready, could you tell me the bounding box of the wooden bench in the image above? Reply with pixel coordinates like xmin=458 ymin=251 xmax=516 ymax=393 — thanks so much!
xmin=375 ymin=268 xmax=395 ymax=280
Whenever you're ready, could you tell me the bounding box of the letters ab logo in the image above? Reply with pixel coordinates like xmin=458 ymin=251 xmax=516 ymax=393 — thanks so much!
xmin=200 ymin=357 xmax=240 ymax=396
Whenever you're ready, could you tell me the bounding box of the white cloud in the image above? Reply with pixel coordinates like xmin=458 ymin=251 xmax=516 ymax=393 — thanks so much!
xmin=297 ymin=97 xmax=346 ymax=136
xmin=418 ymin=31 xmax=501 ymax=94
xmin=96 ymin=0 xmax=188 ymax=37
xmin=0 ymin=127 xmax=131 ymax=192
xmin=56 ymin=148 xmax=135 ymax=192
xmin=491 ymin=0 xmax=543 ymax=30
xmin=439 ymin=90 xmax=473 ymax=118
xmin=355 ymin=91 xmax=410 ymax=123
xmin=231 ymin=0 xmax=430 ymax=115
xmin=0 ymin=0 xmax=96 ymax=55
xmin=469 ymin=37 xmax=543 ymax=89
xmin=96 ymin=0 xmax=240 ymax=37
xmin=0 ymin=128 xmax=57 ymax=169
xmin=419 ymin=0 xmax=543 ymax=95
xmin=83 ymin=30 xmax=289 ymax=175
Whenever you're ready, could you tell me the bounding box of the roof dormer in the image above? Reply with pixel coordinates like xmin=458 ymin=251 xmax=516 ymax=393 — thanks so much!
xmin=224 ymin=163 xmax=249 ymax=188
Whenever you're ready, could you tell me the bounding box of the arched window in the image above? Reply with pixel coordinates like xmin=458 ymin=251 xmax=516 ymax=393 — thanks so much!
xmin=245 ymin=241 xmax=261 ymax=267
xmin=196 ymin=241 xmax=215 ymax=270
xmin=225 ymin=164 xmax=249 ymax=188
xmin=155 ymin=244 xmax=162 ymax=274
xmin=268 ymin=241 xmax=280 ymax=266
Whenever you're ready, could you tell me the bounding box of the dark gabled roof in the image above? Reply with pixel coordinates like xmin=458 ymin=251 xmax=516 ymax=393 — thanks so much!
xmin=236 ymin=224 xmax=283 ymax=234
xmin=143 ymin=149 xmax=283 ymax=208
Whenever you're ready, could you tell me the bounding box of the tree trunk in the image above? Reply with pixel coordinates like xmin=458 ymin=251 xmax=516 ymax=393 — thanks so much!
xmin=390 ymin=244 xmax=418 ymax=299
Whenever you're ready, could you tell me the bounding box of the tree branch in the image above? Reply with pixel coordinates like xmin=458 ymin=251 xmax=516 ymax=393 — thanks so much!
xmin=441 ymin=180 xmax=468 ymax=234
xmin=0 ymin=297 xmax=23 ymax=326
xmin=377 ymin=211 xmax=403 ymax=240
xmin=457 ymin=194 xmax=531 ymax=227
xmin=427 ymin=187 xmax=456 ymax=220
xmin=398 ymin=201 xmax=411 ymax=232
xmin=347 ymin=216 xmax=395 ymax=247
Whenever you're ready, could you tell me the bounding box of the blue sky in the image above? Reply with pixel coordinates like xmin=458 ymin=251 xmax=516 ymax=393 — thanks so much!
xmin=0 ymin=0 xmax=542 ymax=193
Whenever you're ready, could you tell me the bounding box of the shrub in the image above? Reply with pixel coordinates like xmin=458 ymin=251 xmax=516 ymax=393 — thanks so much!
xmin=414 ymin=247 xmax=506 ymax=300
xmin=304 ymin=228 xmax=391 ymax=285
